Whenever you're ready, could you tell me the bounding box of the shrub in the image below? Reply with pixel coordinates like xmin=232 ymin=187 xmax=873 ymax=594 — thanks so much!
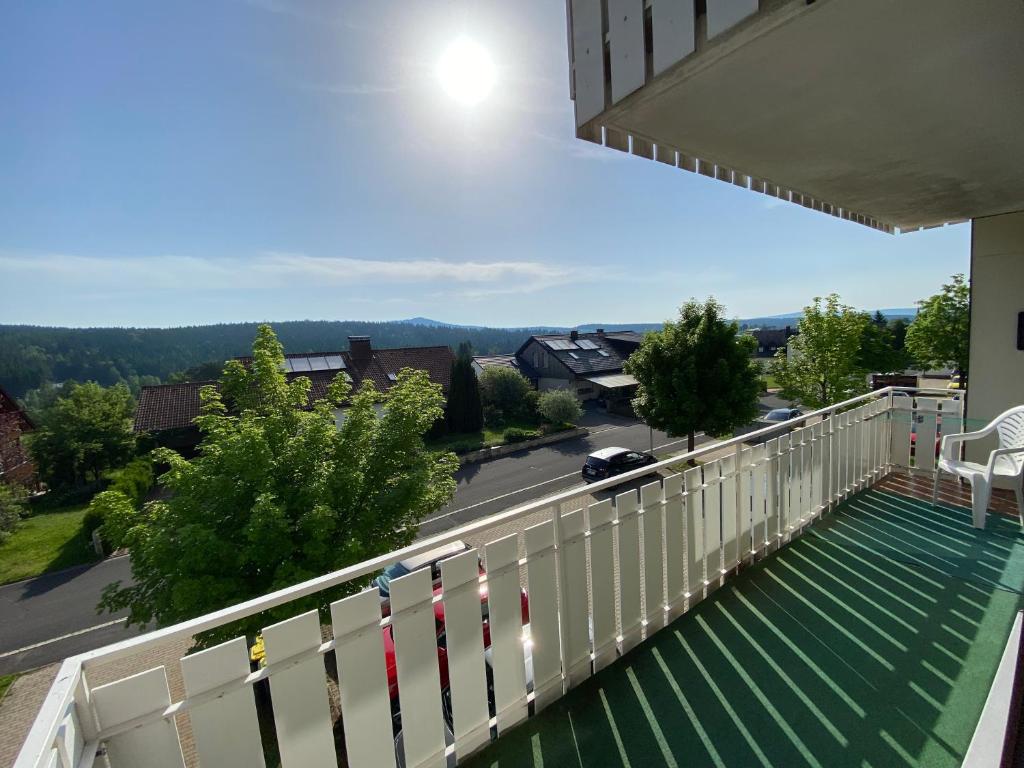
xmin=0 ymin=482 xmax=28 ymax=542
xmin=503 ymin=427 xmax=539 ymax=443
xmin=537 ymin=389 xmax=584 ymax=427
xmin=83 ymin=490 xmax=136 ymax=550
xmin=479 ymin=367 xmax=534 ymax=426
xmin=106 ymin=455 xmax=155 ymax=507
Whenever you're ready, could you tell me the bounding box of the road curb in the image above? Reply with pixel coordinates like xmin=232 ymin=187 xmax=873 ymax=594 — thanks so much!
xmin=456 ymin=427 xmax=590 ymax=466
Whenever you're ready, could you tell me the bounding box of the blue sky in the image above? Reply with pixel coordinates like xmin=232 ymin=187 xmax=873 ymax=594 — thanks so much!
xmin=0 ymin=0 xmax=969 ymax=328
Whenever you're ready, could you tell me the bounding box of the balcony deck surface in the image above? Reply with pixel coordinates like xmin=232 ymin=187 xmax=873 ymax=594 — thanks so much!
xmin=466 ymin=479 xmax=1024 ymax=768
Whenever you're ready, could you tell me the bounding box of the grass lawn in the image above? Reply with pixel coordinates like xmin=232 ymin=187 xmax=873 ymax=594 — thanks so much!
xmin=0 ymin=504 xmax=98 ymax=585
xmin=429 ymin=419 xmax=549 ymax=454
xmin=763 ymin=373 xmax=780 ymax=390
xmin=0 ymin=673 xmax=17 ymax=703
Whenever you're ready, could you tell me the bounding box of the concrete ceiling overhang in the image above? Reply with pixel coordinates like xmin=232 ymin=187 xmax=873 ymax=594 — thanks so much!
xmin=585 ymin=0 xmax=1024 ymax=233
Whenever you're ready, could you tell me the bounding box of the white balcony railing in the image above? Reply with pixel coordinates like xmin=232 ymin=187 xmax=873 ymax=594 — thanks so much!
xmin=15 ymin=387 xmax=963 ymax=768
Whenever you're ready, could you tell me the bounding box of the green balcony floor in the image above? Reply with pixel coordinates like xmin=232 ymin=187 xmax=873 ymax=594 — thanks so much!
xmin=466 ymin=487 xmax=1024 ymax=768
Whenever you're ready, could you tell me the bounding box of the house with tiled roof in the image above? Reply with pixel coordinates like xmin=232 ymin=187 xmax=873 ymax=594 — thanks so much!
xmin=134 ymin=336 xmax=454 ymax=453
xmin=512 ymin=328 xmax=643 ymax=403
xmin=0 ymin=385 xmax=37 ymax=487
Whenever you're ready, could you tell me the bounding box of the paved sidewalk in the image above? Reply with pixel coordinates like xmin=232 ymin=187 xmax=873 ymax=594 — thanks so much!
xmin=0 ymin=665 xmax=58 ymax=768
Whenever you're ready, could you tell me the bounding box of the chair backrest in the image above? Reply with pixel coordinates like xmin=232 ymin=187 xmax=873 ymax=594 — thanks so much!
xmin=995 ymin=406 xmax=1024 ymax=450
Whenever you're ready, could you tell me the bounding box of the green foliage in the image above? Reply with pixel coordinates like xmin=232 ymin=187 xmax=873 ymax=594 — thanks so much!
xmin=446 ymin=344 xmax=484 ymax=434
xmin=0 ymin=482 xmax=28 ymax=542
xmin=537 ymin=389 xmax=583 ymax=426
xmin=905 ymin=274 xmax=970 ymax=377
xmin=502 ymin=427 xmax=540 ymax=443
xmin=479 ymin=367 xmax=534 ymax=426
xmin=99 ymin=325 xmax=458 ymax=644
xmin=625 ymin=299 xmax=761 ymax=450
xmin=168 ymin=361 xmax=225 ymax=384
xmin=770 ymin=294 xmax=869 ymax=409
xmin=105 ymin=456 xmax=155 ymax=507
xmin=857 ymin=314 xmax=908 ymax=373
xmin=27 ymin=382 xmax=136 ymax=488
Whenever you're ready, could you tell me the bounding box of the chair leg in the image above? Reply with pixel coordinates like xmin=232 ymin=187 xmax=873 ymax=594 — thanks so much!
xmin=970 ymin=477 xmax=991 ymax=529
xmin=1015 ymin=477 xmax=1024 ymax=527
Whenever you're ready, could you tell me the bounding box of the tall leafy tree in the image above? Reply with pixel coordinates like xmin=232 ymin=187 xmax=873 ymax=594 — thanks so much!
xmin=99 ymin=325 xmax=458 ymax=642
xmin=27 ymin=381 xmax=135 ymax=487
xmin=625 ymin=299 xmax=760 ymax=453
xmin=857 ymin=313 xmax=905 ymax=373
xmin=905 ymin=274 xmax=971 ymax=378
xmin=446 ymin=343 xmax=484 ymax=434
xmin=770 ymin=294 xmax=869 ymax=408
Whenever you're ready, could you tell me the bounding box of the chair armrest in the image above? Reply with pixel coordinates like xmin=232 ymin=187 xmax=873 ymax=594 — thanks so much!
xmin=944 ymin=427 xmax=995 ymax=445
xmin=988 ymin=446 xmax=1024 ymax=472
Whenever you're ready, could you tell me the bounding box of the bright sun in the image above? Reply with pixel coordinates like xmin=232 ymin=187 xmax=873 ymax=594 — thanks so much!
xmin=437 ymin=37 xmax=496 ymax=106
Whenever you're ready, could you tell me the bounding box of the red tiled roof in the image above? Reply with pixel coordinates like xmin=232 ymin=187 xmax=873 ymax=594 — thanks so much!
xmin=134 ymin=381 xmax=216 ymax=433
xmin=135 ymin=345 xmax=455 ymax=433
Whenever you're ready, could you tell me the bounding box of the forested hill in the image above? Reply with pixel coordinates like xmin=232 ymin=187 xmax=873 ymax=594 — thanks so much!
xmin=0 ymin=321 xmax=556 ymax=398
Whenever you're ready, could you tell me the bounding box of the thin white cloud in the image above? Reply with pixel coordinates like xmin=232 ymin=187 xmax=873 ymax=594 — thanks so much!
xmin=0 ymin=251 xmax=575 ymax=292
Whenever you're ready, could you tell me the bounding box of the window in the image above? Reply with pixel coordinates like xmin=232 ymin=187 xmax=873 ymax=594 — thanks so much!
xmin=387 ymin=373 xmax=398 ymax=382
xmin=598 ymin=350 xmax=610 ymax=357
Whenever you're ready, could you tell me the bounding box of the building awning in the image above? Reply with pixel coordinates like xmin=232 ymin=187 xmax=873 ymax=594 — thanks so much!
xmin=583 ymin=373 xmax=639 ymax=389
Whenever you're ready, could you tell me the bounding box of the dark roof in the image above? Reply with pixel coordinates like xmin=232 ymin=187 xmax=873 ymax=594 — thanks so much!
xmin=136 ymin=344 xmax=455 ymax=434
xmin=472 ymin=354 xmax=541 ymax=383
xmin=517 ymin=332 xmax=632 ymax=377
xmin=748 ymin=328 xmax=795 ymax=346
xmin=134 ymin=381 xmax=215 ymax=433
xmin=0 ymin=386 xmax=33 ymax=431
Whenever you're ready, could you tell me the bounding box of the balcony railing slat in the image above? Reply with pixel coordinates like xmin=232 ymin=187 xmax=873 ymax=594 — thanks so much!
xmin=523 ymin=521 xmax=560 ymax=710
xmin=180 ymin=636 xmax=266 ymax=768
xmin=662 ymin=474 xmax=686 ymax=621
xmin=704 ymin=461 xmax=723 ymax=590
xmin=440 ymin=550 xmax=492 ymax=758
xmin=683 ymin=466 xmax=704 ymax=602
xmin=262 ymin=610 xmax=336 ymax=768
xmin=330 ymin=589 xmax=398 ymax=768
xmin=559 ymin=509 xmax=591 ymax=688
xmin=721 ymin=453 xmax=739 ymax=572
xmin=616 ymin=489 xmax=643 ymax=654
xmin=481 ymin=535 xmax=528 ymax=733
xmin=389 ymin=568 xmax=448 ymax=768
xmin=588 ymin=499 xmax=618 ymax=672
xmin=90 ymin=667 xmax=184 ymax=768
xmin=641 ymin=481 xmax=666 ymax=634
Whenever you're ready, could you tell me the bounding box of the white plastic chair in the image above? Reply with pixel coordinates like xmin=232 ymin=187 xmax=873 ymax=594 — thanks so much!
xmin=932 ymin=405 xmax=1024 ymax=528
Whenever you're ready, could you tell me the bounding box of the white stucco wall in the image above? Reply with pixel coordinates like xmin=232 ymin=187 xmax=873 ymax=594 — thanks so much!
xmin=966 ymin=211 xmax=1024 ymax=463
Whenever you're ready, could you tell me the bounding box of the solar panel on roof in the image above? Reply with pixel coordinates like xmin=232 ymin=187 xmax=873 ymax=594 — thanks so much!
xmin=577 ymin=339 xmax=599 ymax=350
xmin=545 ymin=339 xmax=579 ymax=351
xmin=387 ymin=373 xmax=398 ymax=382
xmin=289 ymin=357 xmax=312 ymax=372
xmin=598 ymin=350 xmax=611 ymax=357
xmin=307 ymin=356 xmax=330 ymax=371
xmin=278 ymin=361 xmax=291 ymax=372
xmin=325 ymin=354 xmax=345 ymax=370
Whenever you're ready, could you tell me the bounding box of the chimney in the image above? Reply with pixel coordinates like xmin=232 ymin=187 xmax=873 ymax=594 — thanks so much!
xmin=570 ymin=329 xmax=579 ymax=341
xmin=595 ymin=328 xmax=605 ymax=336
xmin=348 ymin=335 xmax=372 ymax=363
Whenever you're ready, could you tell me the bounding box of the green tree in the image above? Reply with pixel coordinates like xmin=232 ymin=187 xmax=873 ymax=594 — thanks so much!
xmin=770 ymin=294 xmax=869 ymax=409
xmin=905 ymin=274 xmax=971 ymax=377
xmin=168 ymin=361 xmax=225 ymax=384
xmin=99 ymin=325 xmax=458 ymax=643
xmin=0 ymin=482 xmax=28 ymax=542
xmin=479 ymin=366 xmax=533 ymax=426
xmin=27 ymin=382 xmax=135 ymax=488
xmin=857 ymin=313 xmax=905 ymax=373
xmin=625 ymin=298 xmax=761 ymax=453
xmin=446 ymin=343 xmax=483 ymax=434
xmin=537 ymin=389 xmax=583 ymax=426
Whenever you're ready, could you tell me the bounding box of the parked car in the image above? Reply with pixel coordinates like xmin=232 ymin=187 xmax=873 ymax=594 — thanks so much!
xmin=763 ymin=407 xmax=803 ymax=423
xmin=374 ymin=541 xmax=474 ymax=615
xmin=582 ymin=447 xmax=657 ymax=483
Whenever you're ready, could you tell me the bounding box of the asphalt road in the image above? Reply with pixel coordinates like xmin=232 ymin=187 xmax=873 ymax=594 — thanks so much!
xmin=0 ymin=402 xmax=784 ymax=674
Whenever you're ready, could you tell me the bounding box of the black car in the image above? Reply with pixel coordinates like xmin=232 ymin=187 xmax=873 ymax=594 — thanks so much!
xmin=582 ymin=447 xmax=657 ymax=483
